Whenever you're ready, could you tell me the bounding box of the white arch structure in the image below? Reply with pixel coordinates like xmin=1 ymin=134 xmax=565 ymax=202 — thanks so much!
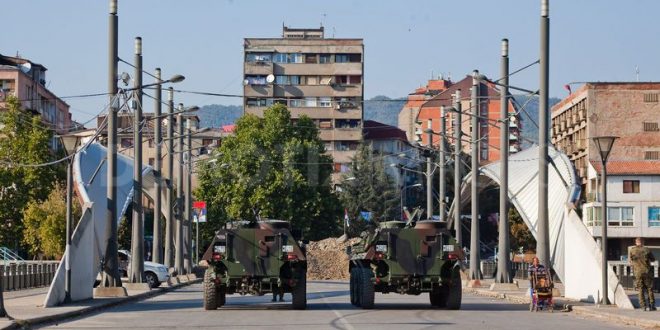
xmin=45 ymin=142 xmax=166 ymax=307
xmin=450 ymin=145 xmax=632 ymax=308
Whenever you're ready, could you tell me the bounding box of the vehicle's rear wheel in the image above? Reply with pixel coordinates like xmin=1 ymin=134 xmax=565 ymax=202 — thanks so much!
xmin=203 ymin=270 xmax=218 ymax=310
xmin=145 ymin=272 xmax=160 ymax=288
xmin=350 ymin=268 xmax=357 ymax=305
xmin=291 ymin=276 xmax=307 ymax=310
xmin=445 ymin=266 xmax=462 ymax=310
xmin=358 ymin=268 xmax=375 ymax=309
xmin=430 ymin=285 xmax=447 ymax=307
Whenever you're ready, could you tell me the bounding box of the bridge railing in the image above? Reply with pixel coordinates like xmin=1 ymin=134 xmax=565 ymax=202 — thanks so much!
xmin=1 ymin=261 xmax=59 ymax=291
xmin=609 ymin=260 xmax=660 ymax=292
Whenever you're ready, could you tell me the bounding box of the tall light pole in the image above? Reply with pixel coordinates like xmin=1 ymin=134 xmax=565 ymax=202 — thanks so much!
xmin=175 ymin=104 xmax=185 ymax=275
xmin=453 ymin=91 xmax=463 ymax=247
xmin=426 ymin=119 xmax=433 ymax=219
xmin=129 ymin=36 xmax=145 ymax=284
xmin=102 ymin=0 xmax=122 ymax=289
xmin=184 ymin=117 xmax=193 ymax=274
xmin=165 ymin=87 xmax=174 ymax=269
xmin=59 ymin=134 xmax=81 ymax=302
xmin=496 ymin=39 xmax=512 ymax=284
xmin=152 ymin=68 xmax=163 ymax=264
xmin=537 ymin=0 xmax=551 ymax=270
xmin=593 ymin=136 xmax=617 ymax=305
xmin=469 ymin=70 xmax=482 ymax=281
xmin=439 ymin=106 xmax=447 ymax=221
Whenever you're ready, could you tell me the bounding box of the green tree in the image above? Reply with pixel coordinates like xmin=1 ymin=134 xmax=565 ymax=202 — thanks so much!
xmin=195 ymin=104 xmax=341 ymax=243
xmin=509 ymin=207 xmax=535 ymax=252
xmin=22 ymin=184 xmax=79 ymax=259
xmin=0 ymin=96 xmax=60 ymax=253
xmin=338 ymin=143 xmax=399 ymax=237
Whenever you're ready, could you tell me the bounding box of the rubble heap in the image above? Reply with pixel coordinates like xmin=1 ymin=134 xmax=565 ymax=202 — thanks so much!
xmin=306 ymin=237 xmax=360 ymax=280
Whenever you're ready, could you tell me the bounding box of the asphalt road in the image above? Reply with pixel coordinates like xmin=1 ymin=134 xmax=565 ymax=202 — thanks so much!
xmin=41 ymin=281 xmax=633 ymax=330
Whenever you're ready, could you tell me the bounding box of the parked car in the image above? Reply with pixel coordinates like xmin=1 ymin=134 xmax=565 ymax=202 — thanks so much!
xmin=118 ymin=250 xmax=169 ymax=288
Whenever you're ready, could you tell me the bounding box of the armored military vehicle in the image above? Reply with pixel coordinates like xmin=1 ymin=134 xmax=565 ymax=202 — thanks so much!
xmin=201 ymin=219 xmax=307 ymax=310
xmin=347 ymin=220 xmax=463 ymax=309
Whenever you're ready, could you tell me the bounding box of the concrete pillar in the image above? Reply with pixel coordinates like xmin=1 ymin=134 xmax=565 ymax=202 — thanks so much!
xmin=9 ymin=264 xmax=16 ymax=290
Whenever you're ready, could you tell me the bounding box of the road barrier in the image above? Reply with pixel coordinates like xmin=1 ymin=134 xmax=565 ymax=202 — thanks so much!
xmin=1 ymin=261 xmax=59 ymax=291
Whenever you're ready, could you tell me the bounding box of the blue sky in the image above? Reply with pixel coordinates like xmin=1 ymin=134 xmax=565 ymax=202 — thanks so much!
xmin=4 ymin=0 xmax=660 ymax=124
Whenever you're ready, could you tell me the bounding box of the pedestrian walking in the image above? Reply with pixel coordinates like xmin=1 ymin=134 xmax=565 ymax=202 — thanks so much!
xmin=629 ymin=237 xmax=656 ymax=311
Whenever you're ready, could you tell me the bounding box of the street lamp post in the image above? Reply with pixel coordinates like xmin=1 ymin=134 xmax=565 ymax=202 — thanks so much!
xmin=152 ymin=68 xmax=163 ymax=264
xmin=426 ymin=119 xmax=433 ymax=219
xmin=164 ymin=87 xmax=175 ymax=269
xmin=453 ymin=91 xmax=463 ymax=246
xmin=593 ymin=135 xmax=618 ymax=305
xmin=400 ymin=183 xmax=422 ymax=220
xmin=438 ymin=106 xmax=447 ymax=222
xmin=469 ymin=70 xmax=482 ymax=281
xmin=175 ymin=104 xmax=185 ymax=275
xmin=496 ymin=38 xmax=512 ymax=284
xmin=130 ymin=36 xmax=144 ymax=284
xmin=59 ymin=134 xmax=82 ymax=303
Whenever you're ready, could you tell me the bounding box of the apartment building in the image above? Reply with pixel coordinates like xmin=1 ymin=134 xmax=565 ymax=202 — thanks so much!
xmin=551 ymin=82 xmax=660 ymax=259
xmin=0 ymin=53 xmax=72 ymax=142
xmin=414 ymin=75 xmax=522 ymax=164
xmin=243 ymin=27 xmax=364 ymax=177
xmin=96 ymin=113 xmax=229 ymax=193
xmin=398 ymin=78 xmax=451 ymax=142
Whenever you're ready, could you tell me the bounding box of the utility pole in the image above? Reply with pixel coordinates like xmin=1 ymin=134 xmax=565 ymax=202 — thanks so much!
xmin=469 ymin=71 xmax=482 ymax=281
xmin=152 ymin=68 xmax=163 ymax=264
xmin=439 ymin=106 xmax=447 ymax=222
xmin=175 ymin=104 xmax=185 ymax=275
xmin=130 ymin=36 xmax=145 ymax=283
xmin=102 ymin=0 xmax=122 ymax=289
xmin=426 ymin=119 xmax=433 ymax=219
xmin=453 ymin=90 xmax=463 ymax=247
xmin=496 ymin=39 xmax=512 ymax=284
xmin=164 ymin=87 xmax=174 ymax=269
xmin=184 ymin=118 xmax=193 ymax=274
xmin=0 ymin=266 xmax=5 ymax=317
xmin=537 ymin=0 xmax=551 ymax=269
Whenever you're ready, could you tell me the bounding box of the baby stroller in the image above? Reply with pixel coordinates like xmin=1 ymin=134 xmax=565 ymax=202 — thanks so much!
xmin=529 ymin=268 xmax=554 ymax=312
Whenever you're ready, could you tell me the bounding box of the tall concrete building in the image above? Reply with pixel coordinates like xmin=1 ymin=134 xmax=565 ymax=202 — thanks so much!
xmin=243 ymin=26 xmax=364 ymax=177
xmin=0 ymin=53 xmax=72 ymax=144
xmin=552 ymin=82 xmax=660 ymax=259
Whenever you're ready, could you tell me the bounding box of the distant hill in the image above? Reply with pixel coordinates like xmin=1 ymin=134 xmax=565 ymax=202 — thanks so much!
xmin=196 ymin=104 xmax=242 ymax=128
xmin=512 ymin=95 xmax=561 ymax=148
xmin=364 ymin=95 xmax=406 ymax=127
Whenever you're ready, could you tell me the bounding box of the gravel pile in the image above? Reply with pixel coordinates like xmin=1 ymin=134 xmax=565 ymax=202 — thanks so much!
xmin=306 ymin=237 xmax=360 ymax=280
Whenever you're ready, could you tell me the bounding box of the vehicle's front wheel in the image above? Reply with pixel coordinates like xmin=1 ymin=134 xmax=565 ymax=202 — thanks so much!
xmin=291 ymin=276 xmax=307 ymax=310
xmin=203 ymin=270 xmax=218 ymax=310
xmin=446 ymin=266 xmax=462 ymax=310
xmin=358 ymin=268 xmax=375 ymax=309
xmin=145 ymin=272 xmax=160 ymax=288
xmin=350 ymin=268 xmax=358 ymax=306
xmin=430 ymin=285 xmax=447 ymax=307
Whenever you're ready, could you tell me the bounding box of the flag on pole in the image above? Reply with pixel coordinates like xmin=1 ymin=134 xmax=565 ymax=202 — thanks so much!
xmin=344 ymin=208 xmax=350 ymax=228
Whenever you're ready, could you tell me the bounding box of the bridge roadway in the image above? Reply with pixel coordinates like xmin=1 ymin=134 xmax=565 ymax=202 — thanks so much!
xmin=39 ymin=281 xmax=632 ymax=330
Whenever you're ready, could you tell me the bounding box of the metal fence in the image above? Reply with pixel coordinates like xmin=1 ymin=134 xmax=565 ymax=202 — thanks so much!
xmin=1 ymin=262 xmax=59 ymax=291
xmin=609 ymin=261 xmax=660 ymax=292
xmin=477 ymin=261 xmax=530 ymax=280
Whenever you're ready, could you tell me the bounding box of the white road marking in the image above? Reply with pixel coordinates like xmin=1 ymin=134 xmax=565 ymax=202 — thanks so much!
xmin=319 ymin=291 xmax=355 ymax=330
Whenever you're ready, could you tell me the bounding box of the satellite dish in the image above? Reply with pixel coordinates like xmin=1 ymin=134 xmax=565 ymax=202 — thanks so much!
xmin=19 ymin=62 xmax=32 ymax=74
xmin=266 ymin=74 xmax=275 ymax=84
xmin=243 ymin=79 xmax=249 ymax=86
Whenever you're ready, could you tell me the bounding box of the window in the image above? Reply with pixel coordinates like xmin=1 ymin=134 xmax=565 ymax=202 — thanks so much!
xmin=336 ymin=119 xmax=359 ymax=129
xmin=335 ymin=54 xmax=349 ymax=63
xmin=307 ymin=76 xmax=319 ymax=85
xmin=305 ymin=54 xmax=317 ymax=63
xmin=245 ymin=75 xmax=267 ymax=85
xmin=319 ymin=120 xmax=332 ymax=129
xmin=148 ymin=158 xmax=155 ymax=166
xmin=303 ymin=98 xmax=317 ymax=107
xmin=319 ymin=54 xmax=331 ymax=64
xmin=121 ymin=138 xmax=133 ymax=148
xmin=325 ymin=142 xmax=333 ymax=151
xmin=319 ymin=97 xmax=332 ymax=107
xmin=245 ymin=53 xmax=272 ymax=63
xmin=274 ymin=75 xmax=300 ymax=85
xmin=289 ymin=75 xmax=300 ymax=85
xmin=246 ymin=98 xmax=271 ymax=107
xmin=202 ymin=139 xmax=213 ymax=146
xmin=289 ymin=53 xmax=303 ymax=63
xmin=645 ymin=151 xmax=660 ymax=160
xmin=148 ymin=139 xmax=154 ymax=148
xmin=649 ymin=207 xmax=660 ymax=227
xmin=607 ymin=207 xmax=634 ymax=226
xmin=643 ymin=122 xmax=659 ymax=132
xmin=623 ymin=180 xmax=640 ymax=193
xmin=273 ymin=53 xmax=288 ymax=63
xmin=586 ymin=206 xmax=602 ymax=227
xmin=320 ymin=76 xmax=333 ymax=85
xmin=289 ymin=99 xmax=303 ymax=107
xmin=644 ymin=93 xmax=659 ymax=103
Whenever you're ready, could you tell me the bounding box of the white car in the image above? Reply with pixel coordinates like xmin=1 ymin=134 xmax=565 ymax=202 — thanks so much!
xmin=118 ymin=250 xmax=170 ymax=288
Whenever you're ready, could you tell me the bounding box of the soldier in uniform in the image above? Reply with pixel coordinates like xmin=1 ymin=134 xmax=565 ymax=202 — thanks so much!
xmin=629 ymin=237 xmax=656 ymax=311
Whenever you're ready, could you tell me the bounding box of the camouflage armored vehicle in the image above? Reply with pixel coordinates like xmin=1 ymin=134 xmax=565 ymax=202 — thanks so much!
xmin=201 ymin=219 xmax=307 ymax=310
xmin=347 ymin=220 xmax=463 ymax=309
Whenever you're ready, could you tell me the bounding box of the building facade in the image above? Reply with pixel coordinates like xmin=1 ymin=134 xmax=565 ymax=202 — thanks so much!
xmin=414 ymin=75 xmax=522 ymax=165
xmin=551 ymin=82 xmax=660 ymax=260
xmin=398 ymin=79 xmax=450 ymax=142
xmin=243 ymin=27 xmax=364 ymax=178
xmin=0 ymin=53 xmax=72 ymax=143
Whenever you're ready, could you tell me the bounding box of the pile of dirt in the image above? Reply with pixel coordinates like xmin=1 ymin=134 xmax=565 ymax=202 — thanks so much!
xmin=306 ymin=237 xmax=361 ymax=280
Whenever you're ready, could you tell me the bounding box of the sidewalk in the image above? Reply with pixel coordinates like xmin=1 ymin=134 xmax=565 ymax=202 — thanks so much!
xmin=0 ymin=275 xmax=201 ymax=330
xmin=465 ymin=278 xmax=660 ymax=329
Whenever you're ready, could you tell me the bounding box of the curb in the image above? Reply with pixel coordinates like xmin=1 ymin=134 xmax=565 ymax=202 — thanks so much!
xmin=463 ymin=287 xmax=573 ymax=311
xmin=572 ymin=306 xmax=660 ymax=329
xmin=1 ymin=279 xmax=202 ymax=330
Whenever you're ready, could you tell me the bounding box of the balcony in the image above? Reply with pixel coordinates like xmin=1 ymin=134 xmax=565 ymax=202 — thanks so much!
xmin=244 ymin=85 xmax=273 ymax=97
xmin=509 ymin=133 xmax=518 ymax=141
xmin=560 ymin=120 xmax=566 ymax=131
xmin=509 ymin=145 xmax=520 ymax=153
xmin=273 ymin=62 xmax=362 ymax=76
xmin=244 ymin=61 xmax=274 ymax=75
xmin=320 ymin=128 xmax=362 ymax=141
xmin=273 ymin=84 xmax=362 ymax=97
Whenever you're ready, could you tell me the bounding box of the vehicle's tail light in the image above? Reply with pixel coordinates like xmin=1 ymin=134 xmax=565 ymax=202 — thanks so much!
xmin=447 ymin=253 xmax=458 ymax=260
xmin=286 ymin=253 xmax=298 ymax=261
xmin=212 ymin=253 xmax=223 ymax=261
xmin=374 ymin=252 xmax=385 ymax=260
